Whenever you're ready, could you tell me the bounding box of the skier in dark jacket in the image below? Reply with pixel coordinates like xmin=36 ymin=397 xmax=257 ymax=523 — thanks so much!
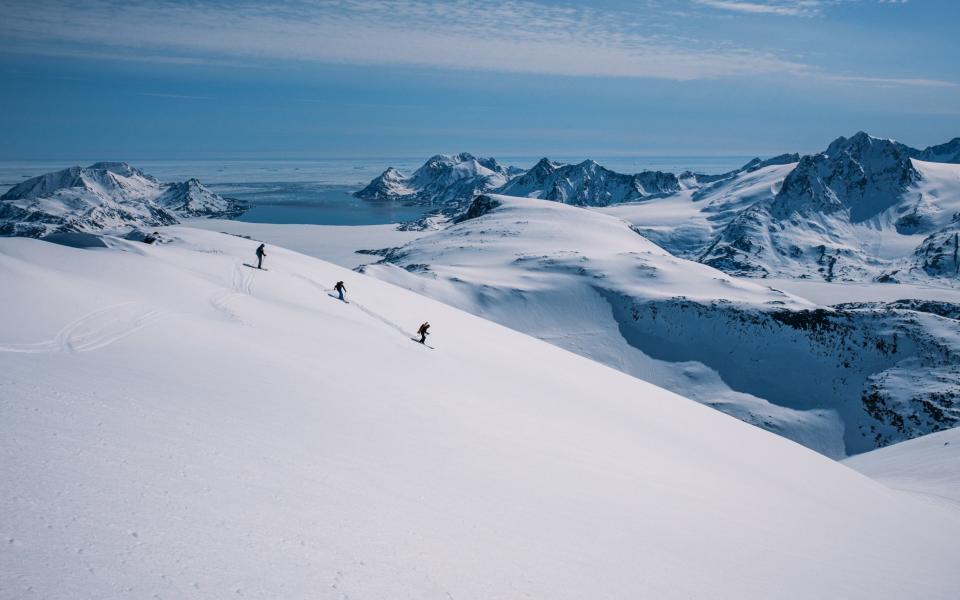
xmin=334 ymin=280 xmax=347 ymax=301
xmin=417 ymin=321 xmax=430 ymax=344
xmin=255 ymin=243 xmax=266 ymax=269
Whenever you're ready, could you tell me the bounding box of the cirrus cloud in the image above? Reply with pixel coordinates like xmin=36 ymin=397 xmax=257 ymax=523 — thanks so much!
xmin=0 ymin=0 xmax=950 ymax=88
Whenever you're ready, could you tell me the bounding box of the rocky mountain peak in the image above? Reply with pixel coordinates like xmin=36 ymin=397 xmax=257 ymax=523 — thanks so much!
xmin=774 ymin=132 xmax=919 ymax=222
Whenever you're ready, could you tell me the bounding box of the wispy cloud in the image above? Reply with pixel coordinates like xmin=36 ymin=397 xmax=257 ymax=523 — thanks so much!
xmin=138 ymin=92 xmax=212 ymax=100
xmin=823 ymin=74 xmax=960 ymax=89
xmin=0 ymin=0 xmax=812 ymax=80
xmin=0 ymin=0 xmax=949 ymax=88
xmin=691 ymin=0 xmax=823 ymax=17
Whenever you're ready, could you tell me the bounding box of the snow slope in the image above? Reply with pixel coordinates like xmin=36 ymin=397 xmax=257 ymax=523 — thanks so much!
xmin=183 ymin=218 xmax=428 ymax=269
xmin=361 ymin=195 xmax=960 ymax=457
xmin=599 ymin=161 xmax=798 ymax=257
xmin=845 ymin=426 xmax=960 ymax=510
xmin=3 ymin=230 xmax=960 ymax=598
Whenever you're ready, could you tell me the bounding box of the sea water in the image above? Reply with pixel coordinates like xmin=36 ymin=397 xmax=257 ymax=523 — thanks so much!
xmin=0 ymin=156 xmax=755 ymax=226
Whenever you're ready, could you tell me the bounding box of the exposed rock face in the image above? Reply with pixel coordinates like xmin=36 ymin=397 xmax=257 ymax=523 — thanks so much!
xmin=611 ymin=297 xmax=960 ymax=454
xmin=453 ymin=194 xmax=501 ymax=223
xmin=907 ymin=220 xmax=960 ymax=278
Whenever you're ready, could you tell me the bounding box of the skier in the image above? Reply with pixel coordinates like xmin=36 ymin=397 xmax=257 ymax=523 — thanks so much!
xmin=417 ymin=321 xmax=430 ymax=344
xmin=255 ymin=243 xmax=266 ymax=269
xmin=334 ymin=280 xmax=347 ymax=302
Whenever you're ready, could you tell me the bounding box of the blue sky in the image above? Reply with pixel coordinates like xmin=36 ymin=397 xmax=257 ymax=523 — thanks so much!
xmin=1 ymin=0 xmax=957 ymax=160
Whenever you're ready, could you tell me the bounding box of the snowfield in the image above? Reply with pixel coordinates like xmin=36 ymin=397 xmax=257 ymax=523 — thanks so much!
xmin=845 ymin=427 xmax=960 ymax=510
xmin=3 ymin=230 xmax=959 ymax=598
xmin=361 ymin=195 xmax=960 ymax=458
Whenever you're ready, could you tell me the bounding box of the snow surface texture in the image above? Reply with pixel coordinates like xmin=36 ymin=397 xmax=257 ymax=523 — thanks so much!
xmin=2 ymin=230 xmax=959 ymax=599
xmin=845 ymin=426 xmax=960 ymax=509
xmin=0 ymin=162 xmax=245 ymax=237
xmin=361 ymin=195 xmax=960 ymax=457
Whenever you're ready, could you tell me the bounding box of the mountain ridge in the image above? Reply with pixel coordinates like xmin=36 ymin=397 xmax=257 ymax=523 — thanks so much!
xmin=0 ymin=162 xmax=246 ymax=237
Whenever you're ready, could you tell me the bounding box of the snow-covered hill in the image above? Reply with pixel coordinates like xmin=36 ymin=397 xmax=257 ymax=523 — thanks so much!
xmin=0 ymin=162 xmax=245 ymax=237
xmin=497 ymin=158 xmax=680 ymax=205
xmin=3 ymin=230 xmax=959 ymax=598
xmin=361 ymin=195 xmax=960 ymax=457
xmin=354 ymin=153 xmax=515 ymax=206
xmin=845 ymin=426 xmax=960 ymax=509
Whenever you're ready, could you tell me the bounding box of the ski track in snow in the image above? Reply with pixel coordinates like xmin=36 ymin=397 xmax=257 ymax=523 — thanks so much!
xmin=349 ymin=298 xmax=414 ymax=339
xmin=208 ymin=262 xmax=256 ymax=323
xmin=0 ymin=302 xmax=166 ymax=354
xmin=296 ymin=272 xmax=414 ymax=339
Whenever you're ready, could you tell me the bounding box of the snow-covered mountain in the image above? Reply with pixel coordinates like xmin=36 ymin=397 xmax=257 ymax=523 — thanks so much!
xmin=154 ymin=177 xmax=246 ymax=218
xmin=354 ymin=152 xmax=515 ymax=205
xmin=353 ymin=133 xmax=959 ymax=283
xmin=497 ymin=158 xmax=680 ymax=206
xmin=697 ymin=133 xmax=960 ymax=281
xmin=904 ymin=137 xmax=960 ymax=163
xmin=679 ymin=153 xmax=799 ymax=187
xmin=593 ymin=133 xmax=960 ymax=284
xmin=3 ymin=229 xmax=959 ymax=598
xmin=774 ymin=132 xmax=919 ymax=223
xmin=359 ymin=195 xmax=960 ymax=457
xmin=0 ymin=162 xmax=245 ymax=237
xmin=354 ymin=154 xmax=680 ymax=208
